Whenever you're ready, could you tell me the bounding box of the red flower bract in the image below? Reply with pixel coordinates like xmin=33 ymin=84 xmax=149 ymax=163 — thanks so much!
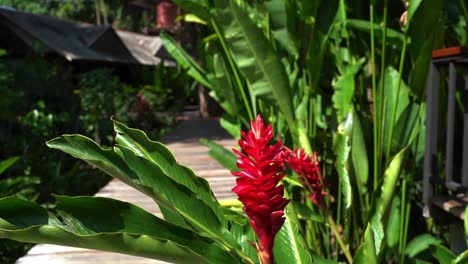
xmin=232 ymin=115 xmax=289 ymax=264
xmin=284 ymin=148 xmax=327 ymax=208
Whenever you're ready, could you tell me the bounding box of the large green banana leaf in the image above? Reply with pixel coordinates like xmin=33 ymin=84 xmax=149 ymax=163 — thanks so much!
xmin=112 ymin=121 xmax=227 ymax=227
xmin=46 ymin=124 xmax=248 ymax=261
xmin=0 ymin=196 xmax=239 ymax=264
xmin=274 ymin=215 xmax=313 ymax=264
xmin=213 ymin=0 xmax=295 ymax=128
xmin=365 ymin=148 xmax=406 ymax=256
xmin=160 ymin=32 xmax=212 ymax=88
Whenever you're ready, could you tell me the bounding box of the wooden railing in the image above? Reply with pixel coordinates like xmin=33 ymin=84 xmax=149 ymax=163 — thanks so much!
xmin=424 ymin=46 xmax=468 ymax=220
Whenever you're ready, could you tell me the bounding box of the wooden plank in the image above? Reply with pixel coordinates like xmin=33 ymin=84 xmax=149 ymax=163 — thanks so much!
xmin=432 ymin=194 xmax=468 ymax=220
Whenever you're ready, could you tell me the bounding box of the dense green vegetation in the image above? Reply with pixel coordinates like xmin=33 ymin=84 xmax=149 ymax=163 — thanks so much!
xmin=0 ymin=0 xmax=156 ymax=32
xmin=0 ymin=49 xmax=192 ymax=263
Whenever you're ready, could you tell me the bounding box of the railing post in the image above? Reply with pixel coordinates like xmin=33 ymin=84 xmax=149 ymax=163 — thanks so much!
xmin=423 ymin=62 xmax=440 ymax=217
xmin=445 ymin=63 xmax=456 ymax=188
xmin=462 ymin=72 xmax=468 ymax=186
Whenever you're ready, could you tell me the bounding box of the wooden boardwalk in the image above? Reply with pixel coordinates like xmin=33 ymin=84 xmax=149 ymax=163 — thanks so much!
xmin=17 ymin=117 xmax=238 ymax=264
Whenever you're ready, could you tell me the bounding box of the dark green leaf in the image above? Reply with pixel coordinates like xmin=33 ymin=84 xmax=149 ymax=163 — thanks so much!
xmin=430 ymin=244 xmax=455 ymax=264
xmin=346 ymin=19 xmax=405 ymax=45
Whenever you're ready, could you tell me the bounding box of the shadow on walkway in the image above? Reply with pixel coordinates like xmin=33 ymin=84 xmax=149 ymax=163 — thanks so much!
xmin=163 ymin=117 xmax=232 ymax=143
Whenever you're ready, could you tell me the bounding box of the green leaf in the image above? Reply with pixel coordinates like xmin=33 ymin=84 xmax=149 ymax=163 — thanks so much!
xmin=274 ymin=216 xmax=313 ymax=264
xmin=376 ymin=67 xmax=410 ymax=153
xmin=368 ymin=148 xmax=406 ymax=255
xmin=0 ymin=196 xmax=238 ymax=264
xmin=311 ymin=253 xmax=341 ymax=264
xmin=430 ymin=244 xmax=455 ymax=264
xmin=346 ymin=19 xmax=405 ymax=45
xmin=406 ymin=0 xmax=423 ymax=25
xmin=200 ymin=138 xmax=238 ymax=172
xmin=363 ymin=224 xmax=378 ymax=264
xmin=114 ymin=145 xmax=225 ymax=237
xmin=453 ymin=250 xmax=468 ymax=264
xmin=160 ymin=32 xmax=212 ymax=88
xmin=0 ymin=156 xmax=20 ymax=175
xmin=171 ymin=0 xmax=210 ymax=22
xmin=214 ymin=1 xmax=295 ymax=129
xmin=47 ymin=133 xmax=186 ymax=226
xmin=332 ymin=58 xmax=365 ymax=122
xmin=229 ymin=220 xmax=257 ymax=262
xmin=385 ymin=196 xmax=401 ymax=248
xmin=265 ymin=0 xmax=298 ymax=56
xmin=405 ymin=234 xmax=441 ymax=258
xmin=378 ymin=149 xmax=406 ymax=216
xmin=112 ymin=121 xmax=227 ymax=227
xmin=220 ymin=114 xmax=241 ymax=140
xmin=46 ymin=134 xmax=154 ymax=198
xmin=333 ymin=113 xmax=353 ymax=209
xmin=408 ymin=0 xmax=444 ymax=98
xmin=209 ymin=53 xmax=239 ymax=116
xmin=353 ymin=243 xmax=366 ymax=264
xmin=392 ymin=103 xmax=422 ymax=152
xmin=465 ymin=207 xmax=468 ymax=245
xmin=47 ymin=126 xmax=248 ymax=262
xmin=351 ymin=109 xmax=369 ymax=195
xmin=177 ymin=14 xmax=207 ymax=25
xmin=293 ymin=202 xmax=325 ymax=223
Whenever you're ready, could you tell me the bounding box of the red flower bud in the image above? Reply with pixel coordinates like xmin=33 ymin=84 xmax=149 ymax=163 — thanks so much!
xmin=232 ymin=115 xmax=289 ymax=264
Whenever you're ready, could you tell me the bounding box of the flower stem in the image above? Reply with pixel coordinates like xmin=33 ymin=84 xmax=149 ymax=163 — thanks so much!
xmin=258 ymin=247 xmax=273 ymax=264
xmin=327 ymin=215 xmax=353 ymax=263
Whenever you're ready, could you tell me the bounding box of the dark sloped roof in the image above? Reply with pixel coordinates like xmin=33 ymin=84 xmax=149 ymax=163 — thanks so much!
xmin=0 ymin=7 xmax=169 ymax=65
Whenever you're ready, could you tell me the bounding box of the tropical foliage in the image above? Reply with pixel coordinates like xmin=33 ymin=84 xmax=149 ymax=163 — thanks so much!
xmin=161 ymin=0 xmax=468 ymax=262
xmin=0 ymin=119 xmax=467 ymax=264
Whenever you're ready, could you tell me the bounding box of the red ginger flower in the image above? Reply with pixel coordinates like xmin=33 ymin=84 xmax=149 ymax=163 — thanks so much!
xmin=284 ymin=148 xmax=327 ymax=208
xmin=232 ymin=115 xmax=289 ymax=264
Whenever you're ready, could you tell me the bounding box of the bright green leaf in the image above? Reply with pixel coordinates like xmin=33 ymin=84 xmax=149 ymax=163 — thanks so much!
xmin=0 ymin=196 xmax=238 ymax=264
xmin=200 ymin=138 xmax=238 ymax=172
xmin=0 ymin=156 xmax=20 ymax=175
xmin=213 ymin=1 xmax=295 ymax=129
xmin=405 ymin=234 xmax=441 ymax=258
xmin=161 ymin=32 xmax=212 ymax=88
